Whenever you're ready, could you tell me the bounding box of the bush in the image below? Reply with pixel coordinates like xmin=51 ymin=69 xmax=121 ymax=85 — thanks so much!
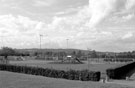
xmin=0 ymin=64 xmax=100 ymax=81
xmin=106 ymin=61 xmax=135 ymax=79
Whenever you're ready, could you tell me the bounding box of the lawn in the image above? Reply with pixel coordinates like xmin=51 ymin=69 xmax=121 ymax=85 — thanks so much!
xmin=0 ymin=71 xmax=133 ymax=88
xmin=10 ymin=60 xmax=126 ymax=78
xmin=10 ymin=60 xmax=125 ymax=72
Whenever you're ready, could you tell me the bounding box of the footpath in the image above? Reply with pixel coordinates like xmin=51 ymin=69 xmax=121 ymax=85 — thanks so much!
xmin=100 ymin=78 xmax=135 ymax=87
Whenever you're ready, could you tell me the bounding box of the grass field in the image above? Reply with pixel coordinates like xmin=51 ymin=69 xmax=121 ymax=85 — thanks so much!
xmin=10 ymin=60 xmax=125 ymax=72
xmin=1 ymin=60 xmax=135 ymax=88
xmin=9 ymin=60 xmax=127 ymax=79
xmin=0 ymin=71 xmax=134 ymax=88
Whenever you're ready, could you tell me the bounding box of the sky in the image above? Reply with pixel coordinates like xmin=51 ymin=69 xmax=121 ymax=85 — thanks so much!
xmin=0 ymin=0 xmax=135 ymax=52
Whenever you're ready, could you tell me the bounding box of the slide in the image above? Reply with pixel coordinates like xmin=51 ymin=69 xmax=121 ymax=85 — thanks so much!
xmin=75 ymin=57 xmax=83 ymax=64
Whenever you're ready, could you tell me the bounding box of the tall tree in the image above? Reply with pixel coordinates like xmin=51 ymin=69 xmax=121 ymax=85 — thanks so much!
xmin=91 ymin=50 xmax=97 ymax=58
xmin=0 ymin=47 xmax=15 ymax=56
xmin=76 ymin=50 xmax=83 ymax=58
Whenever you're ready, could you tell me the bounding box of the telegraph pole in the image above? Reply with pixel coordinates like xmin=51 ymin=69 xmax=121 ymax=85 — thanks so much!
xmin=39 ymin=34 xmax=43 ymax=49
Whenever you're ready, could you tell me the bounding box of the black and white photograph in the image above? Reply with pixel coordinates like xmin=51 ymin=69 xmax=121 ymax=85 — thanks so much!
xmin=0 ymin=0 xmax=135 ymax=88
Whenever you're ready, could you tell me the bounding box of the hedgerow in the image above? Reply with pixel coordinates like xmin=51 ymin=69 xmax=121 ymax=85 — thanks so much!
xmin=0 ymin=64 xmax=100 ymax=81
xmin=106 ymin=61 xmax=135 ymax=79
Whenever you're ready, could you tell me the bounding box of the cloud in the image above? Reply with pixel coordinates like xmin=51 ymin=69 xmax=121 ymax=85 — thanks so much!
xmin=0 ymin=0 xmax=135 ymax=51
xmin=88 ymin=0 xmax=135 ymax=28
xmin=122 ymin=32 xmax=133 ymax=39
xmin=122 ymin=13 xmax=135 ymax=20
xmin=55 ymin=7 xmax=81 ymax=15
xmin=46 ymin=9 xmax=116 ymax=49
xmin=0 ymin=15 xmax=45 ymax=35
xmin=44 ymin=1 xmax=135 ymax=51
xmin=33 ymin=0 xmax=55 ymax=7
xmin=0 ymin=14 xmax=47 ymax=48
xmin=126 ymin=0 xmax=135 ymax=10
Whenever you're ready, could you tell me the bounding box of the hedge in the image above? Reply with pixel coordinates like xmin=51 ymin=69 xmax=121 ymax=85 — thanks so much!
xmin=106 ymin=61 xmax=135 ymax=79
xmin=0 ymin=64 xmax=100 ymax=81
xmin=104 ymin=58 xmax=134 ymax=62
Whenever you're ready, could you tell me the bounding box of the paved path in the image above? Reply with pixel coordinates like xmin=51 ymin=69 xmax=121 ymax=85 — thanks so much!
xmin=107 ymin=73 xmax=135 ymax=87
xmin=106 ymin=79 xmax=135 ymax=87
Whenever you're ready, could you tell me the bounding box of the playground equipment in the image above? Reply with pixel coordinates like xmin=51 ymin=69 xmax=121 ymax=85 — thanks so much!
xmin=61 ymin=55 xmax=83 ymax=64
xmin=16 ymin=56 xmax=25 ymax=61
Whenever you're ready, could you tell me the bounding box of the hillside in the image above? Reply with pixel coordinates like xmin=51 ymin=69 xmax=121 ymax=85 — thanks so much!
xmin=16 ymin=48 xmax=115 ymax=55
xmin=16 ymin=48 xmax=88 ymax=54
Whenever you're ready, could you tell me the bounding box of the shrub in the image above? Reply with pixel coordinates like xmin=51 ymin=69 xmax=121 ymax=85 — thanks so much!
xmin=0 ymin=64 xmax=100 ymax=81
xmin=106 ymin=61 xmax=135 ymax=79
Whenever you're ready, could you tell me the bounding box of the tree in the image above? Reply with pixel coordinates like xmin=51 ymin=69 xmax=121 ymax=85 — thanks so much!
xmin=91 ymin=50 xmax=97 ymax=58
xmin=71 ymin=51 xmax=76 ymax=56
xmin=0 ymin=47 xmax=16 ymax=64
xmin=33 ymin=52 xmax=38 ymax=56
xmin=0 ymin=47 xmax=16 ymax=56
xmin=58 ymin=52 xmax=66 ymax=57
xmin=76 ymin=50 xmax=83 ymax=58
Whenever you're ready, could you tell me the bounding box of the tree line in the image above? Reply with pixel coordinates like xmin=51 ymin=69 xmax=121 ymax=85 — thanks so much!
xmin=0 ymin=47 xmax=135 ymax=59
xmin=0 ymin=47 xmax=29 ymax=56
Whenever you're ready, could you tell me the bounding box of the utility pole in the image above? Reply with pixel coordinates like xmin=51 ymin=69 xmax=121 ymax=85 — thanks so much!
xmin=39 ymin=34 xmax=43 ymax=49
xmin=39 ymin=34 xmax=48 ymax=49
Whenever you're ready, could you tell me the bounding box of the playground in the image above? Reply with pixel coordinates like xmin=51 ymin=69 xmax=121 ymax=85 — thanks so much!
xmin=1 ymin=54 xmax=135 ymax=81
xmin=10 ymin=59 xmax=126 ymax=79
xmin=1 ymin=57 xmax=135 ymax=88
